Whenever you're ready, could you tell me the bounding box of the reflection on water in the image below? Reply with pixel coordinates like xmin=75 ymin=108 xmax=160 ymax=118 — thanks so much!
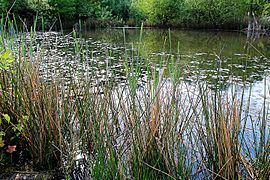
xmin=33 ymin=29 xmax=270 ymax=86
xmin=82 ymin=29 xmax=270 ymax=56
xmin=81 ymin=29 xmax=270 ymax=87
xmin=27 ymin=29 xmax=270 ymax=117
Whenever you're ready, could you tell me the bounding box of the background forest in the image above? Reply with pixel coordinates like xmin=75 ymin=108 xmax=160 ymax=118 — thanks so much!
xmin=0 ymin=0 xmax=270 ymax=29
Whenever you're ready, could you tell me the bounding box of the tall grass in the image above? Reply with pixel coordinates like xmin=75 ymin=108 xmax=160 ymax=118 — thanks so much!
xmin=0 ymin=17 xmax=269 ymax=179
xmin=195 ymin=86 xmax=242 ymax=179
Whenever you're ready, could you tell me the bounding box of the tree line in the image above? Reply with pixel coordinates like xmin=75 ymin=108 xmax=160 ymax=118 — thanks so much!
xmin=0 ymin=0 xmax=269 ymax=29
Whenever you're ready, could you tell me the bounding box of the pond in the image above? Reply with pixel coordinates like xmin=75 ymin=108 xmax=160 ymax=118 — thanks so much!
xmin=82 ymin=28 xmax=270 ymax=83
xmin=33 ymin=28 xmax=270 ymax=118
xmin=34 ymin=29 xmax=270 ymax=83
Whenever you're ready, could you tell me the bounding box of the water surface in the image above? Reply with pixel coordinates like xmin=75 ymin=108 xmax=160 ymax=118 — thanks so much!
xmin=82 ymin=29 xmax=270 ymax=84
xmin=30 ymin=29 xmax=270 ymax=123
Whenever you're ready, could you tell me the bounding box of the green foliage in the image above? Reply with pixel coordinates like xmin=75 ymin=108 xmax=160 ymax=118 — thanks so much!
xmin=0 ymin=50 xmax=14 ymax=71
xmin=129 ymin=0 xmax=149 ymax=24
xmin=76 ymin=0 xmax=99 ymax=18
xmin=28 ymin=0 xmax=52 ymax=15
xmin=77 ymin=0 xmax=112 ymax=19
xmin=49 ymin=0 xmax=76 ymax=19
xmin=1 ymin=0 xmax=267 ymax=28
xmin=151 ymin=0 xmax=185 ymax=25
xmin=0 ymin=50 xmax=13 ymax=149
xmin=247 ymin=0 xmax=269 ymax=14
xmin=139 ymin=0 xmax=250 ymax=27
xmin=0 ymin=113 xmax=28 ymax=165
xmin=183 ymin=0 xmax=248 ymax=26
xmin=132 ymin=0 xmax=154 ymax=16
xmin=109 ymin=0 xmax=131 ymax=21
xmin=262 ymin=2 xmax=270 ymax=16
xmin=0 ymin=0 xmax=8 ymax=14
xmin=12 ymin=0 xmax=34 ymax=16
xmin=0 ymin=49 xmax=29 ymax=164
xmin=0 ymin=49 xmax=28 ymax=166
xmin=0 ymin=114 xmax=28 ymax=144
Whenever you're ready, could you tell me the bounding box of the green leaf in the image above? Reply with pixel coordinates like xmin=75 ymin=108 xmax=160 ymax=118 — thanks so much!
xmin=22 ymin=116 xmax=29 ymax=122
xmin=16 ymin=132 xmax=20 ymax=137
xmin=16 ymin=124 xmax=23 ymax=132
xmin=0 ymin=131 xmax=5 ymax=136
xmin=0 ymin=50 xmax=14 ymax=71
xmin=3 ymin=114 xmax=10 ymax=123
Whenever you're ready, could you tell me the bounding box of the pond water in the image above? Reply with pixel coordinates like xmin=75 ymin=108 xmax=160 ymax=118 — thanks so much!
xmin=32 ymin=28 xmax=269 ymax=127
xmin=81 ymin=28 xmax=270 ymax=117
xmin=35 ymin=29 xmax=270 ymax=84
xmin=82 ymin=28 xmax=270 ymax=84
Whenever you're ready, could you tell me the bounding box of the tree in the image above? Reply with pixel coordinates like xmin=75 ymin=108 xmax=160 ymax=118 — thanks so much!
xmin=28 ymin=0 xmax=52 ymax=15
xmin=151 ymin=0 xmax=185 ymax=25
xmin=262 ymin=2 xmax=270 ymax=16
xmin=107 ymin=0 xmax=131 ymax=21
xmin=8 ymin=0 xmax=33 ymax=17
xmin=48 ymin=0 xmax=76 ymax=19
